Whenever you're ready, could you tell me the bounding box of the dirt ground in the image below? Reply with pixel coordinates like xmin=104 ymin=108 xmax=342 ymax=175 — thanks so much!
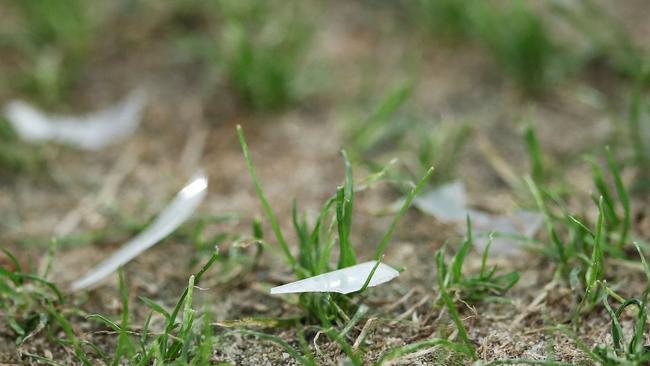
xmin=2 ymin=1 xmax=650 ymax=365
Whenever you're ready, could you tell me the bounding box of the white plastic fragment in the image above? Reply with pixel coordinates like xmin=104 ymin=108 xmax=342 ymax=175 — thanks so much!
xmin=414 ymin=180 xmax=543 ymax=256
xmin=466 ymin=209 xmax=544 ymax=255
xmin=70 ymin=171 xmax=208 ymax=291
xmin=270 ymin=261 xmax=399 ymax=295
xmin=3 ymin=89 xmax=146 ymax=150
xmin=414 ymin=180 xmax=467 ymax=221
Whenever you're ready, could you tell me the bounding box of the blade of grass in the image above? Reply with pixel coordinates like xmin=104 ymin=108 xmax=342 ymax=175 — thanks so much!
xmin=606 ymin=147 xmax=630 ymax=249
xmin=360 ymin=167 xmax=433 ymax=292
xmin=337 ymin=150 xmax=356 ymax=268
xmin=112 ymin=268 xmax=133 ymax=365
xmin=237 ymin=125 xmax=298 ymax=271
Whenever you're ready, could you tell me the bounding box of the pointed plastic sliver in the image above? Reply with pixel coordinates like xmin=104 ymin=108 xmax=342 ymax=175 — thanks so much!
xmin=70 ymin=171 xmax=208 ymax=291
xmin=270 ymin=261 xmax=399 ymax=295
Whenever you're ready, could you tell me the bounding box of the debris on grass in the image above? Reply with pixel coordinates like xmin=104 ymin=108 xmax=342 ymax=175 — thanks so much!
xmin=270 ymin=261 xmax=399 ymax=295
xmin=414 ymin=180 xmax=543 ymax=255
xmin=413 ymin=180 xmax=466 ymax=221
xmin=3 ymin=89 xmax=146 ymax=150
xmin=70 ymin=171 xmax=208 ymax=291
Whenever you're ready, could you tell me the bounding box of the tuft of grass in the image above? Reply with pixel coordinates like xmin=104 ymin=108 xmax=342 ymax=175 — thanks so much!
xmin=0 ymin=246 xmax=97 ymax=364
xmin=523 ymin=119 xmax=546 ymax=184
xmin=551 ymin=0 xmax=647 ymax=80
xmin=434 ymin=240 xmax=478 ymax=361
xmin=523 ymin=127 xmax=635 ymax=298
xmin=414 ymin=0 xmax=562 ymax=93
xmin=5 ymin=0 xmax=99 ymax=105
xmin=627 ymin=73 xmax=650 ymax=190
xmin=0 ymin=117 xmax=45 ymax=178
xmin=415 ymin=0 xmax=647 ymax=94
xmin=559 ymin=244 xmax=650 ymax=365
xmin=238 ymin=124 xmax=432 ymax=323
xmin=216 ymin=0 xmax=313 ymax=111
xmin=470 ymin=0 xmax=559 ymax=93
xmin=345 ymin=82 xmax=470 ymax=190
xmin=86 ymin=251 xmax=221 ymax=365
xmin=436 ymin=218 xmax=520 ymax=304
xmin=237 ymin=124 xmax=433 ymax=364
xmin=1 ymin=248 xmax=64 ymax=335
xmin=413 ymin=0 xmax=474 ymax=41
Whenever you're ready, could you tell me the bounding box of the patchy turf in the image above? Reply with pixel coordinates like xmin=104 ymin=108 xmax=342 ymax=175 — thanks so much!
xmin=2 ymin=1 xmax=650 ymax=365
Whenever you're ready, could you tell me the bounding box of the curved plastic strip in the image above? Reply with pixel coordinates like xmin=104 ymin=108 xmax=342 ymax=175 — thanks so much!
xmin=70 ymin=171 xmax=208 ymax=291
xmin=270 ymin=261 xmax=399 ymax=295
xmin=413 ymin=180 xmax=543 ymax=256
xmin=4 ymin=89 xmax=146 ymax=150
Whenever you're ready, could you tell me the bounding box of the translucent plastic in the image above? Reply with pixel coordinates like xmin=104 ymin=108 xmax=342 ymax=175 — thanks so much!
xmin=4 ymin=89 xmax=146 ymax=150
xmin=70 ymin=171 xmax=208 ymax=291
xmin=270 ymin=261 xmax=399 ymax=295
xmin=414 ymin=180 xmax=543 ymax=255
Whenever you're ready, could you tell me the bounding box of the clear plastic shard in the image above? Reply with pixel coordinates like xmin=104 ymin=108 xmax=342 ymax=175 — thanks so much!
xmin=70 ymin=171 xmax=208 ymax=291
xmin=3 ymin=89 xmax=146 ymax=150
xmin=413 ymin=180 xmax=543 ymax=256
xmin=414 ymin=180 xmax=467 ymax=222
xmin=270 ymin=261 xmax=399 ymax=295
xmin=466 ymin=209 xmax=544 ymax=255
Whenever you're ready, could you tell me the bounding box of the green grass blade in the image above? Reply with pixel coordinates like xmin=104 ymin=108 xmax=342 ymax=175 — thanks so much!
xmin=47 ymin=305 xmax=92 ymax=365
xmin=525 ymin=176 xmax=566 ymax=264
xmin=524 ymin=124 xmax=545 ymax=183
xmin=160 ymin=252 xmax=219 ymax=357
xmin=373 ymin=167 xmax=433 ymax=260
xmin=139 ymin=297 xmax=171 ymax=321
xmin=179 ymin=275 xmax=196 ymax=362
xmin=337 ymin=150 xmax=356 ymax=268
xmin=437 ymin=264 xmax=476 ymax=360
xmin=606 ymin=147 xmax=630 ymax=249
xmin=585 ymin=197 xmax=605 ymax=303
xmin=237 ymin=125 xmax=298 ymax=270
xmin=480 ymin=232 xmax=494 ymax=278
xmin=452 ymin=216 xmax=472 ymax=283
xmin=112 ymin=268 xmax=133 ymax=366
xmin=602 ymin=292 xmax=624 ymax=354
xmin=589 ymin=158 xmax=619 ymax=227
xmin=360 ymin=167 xmax=433 ymax=292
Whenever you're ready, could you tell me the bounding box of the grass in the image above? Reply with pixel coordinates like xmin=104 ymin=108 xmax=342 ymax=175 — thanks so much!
xmin=345 ymin=82 xmax=470 ymax=190
xmin=238 ymin=124 xmax=433 ymax=324
xmin=4 ymin=0 xmax=98 ymax=105
xmin=627 ymin=73 xmax=650 ymax=190
xmin=557 ymin=244 xmax=650 ymax=365
xmin=218 ymin=0 xmax=312 ymax=111
xmin=521 ymin=126 xmax=645 ymax=324
xmin=551 ymin=0 xmax=647 ymax=79
xmin=3 ymin=121 xmax=650 ymax=364
xmin=237 ymin=124 xmax=437 ymax=364
xmin=470 ymin=0 xmax=560 ymax=93
xmin=414 ymin=0 xmax=646 ymax=93
xmin=174 ymin=0 xmax=313 ymax=112
xmin=0 ymin=116 xmax=45 ymax=177
xmin=436 ymin=219 xmax=520 ymax=304
xmin=414 ymin=0 xmax=560 ymax=92
xmin=3 ymin=1 xmax=650 ymax=364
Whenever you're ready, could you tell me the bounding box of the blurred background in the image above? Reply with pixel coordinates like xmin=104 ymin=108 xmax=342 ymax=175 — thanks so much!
xmin=0 ymin=0 xmax=649 ymax=246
